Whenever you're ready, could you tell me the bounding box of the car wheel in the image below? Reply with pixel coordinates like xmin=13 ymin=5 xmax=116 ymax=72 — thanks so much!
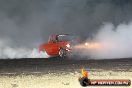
xmin=59 ymin=48 xmax=66 ymax=58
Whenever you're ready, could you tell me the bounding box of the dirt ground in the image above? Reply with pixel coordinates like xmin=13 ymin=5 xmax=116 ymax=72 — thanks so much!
xmin=0 ymin=58 xmax=131 ymax=88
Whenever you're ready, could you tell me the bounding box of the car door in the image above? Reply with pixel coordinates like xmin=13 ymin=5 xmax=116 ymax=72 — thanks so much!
xmin=50 ymin=35 xmax=59 ymax=55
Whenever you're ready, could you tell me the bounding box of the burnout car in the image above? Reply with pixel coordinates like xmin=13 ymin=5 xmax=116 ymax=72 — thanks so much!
xmin=39 ymin=34 xmax=80 ymax=58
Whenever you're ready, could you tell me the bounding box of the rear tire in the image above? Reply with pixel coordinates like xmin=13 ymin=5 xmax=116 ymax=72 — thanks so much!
xmin=59 ymin=48 xmax=66 ymax=59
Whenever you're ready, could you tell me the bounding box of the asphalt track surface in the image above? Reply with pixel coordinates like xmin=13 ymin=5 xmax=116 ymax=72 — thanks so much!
xmin=0 ymin=58 xmax=132 ymax=75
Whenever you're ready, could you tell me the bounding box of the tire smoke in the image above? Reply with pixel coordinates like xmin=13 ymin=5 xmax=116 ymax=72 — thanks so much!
xmin=78 ymin=22 xmax=132 ymax=59
xmin=0 ymin=38 xmax=49 ymax=59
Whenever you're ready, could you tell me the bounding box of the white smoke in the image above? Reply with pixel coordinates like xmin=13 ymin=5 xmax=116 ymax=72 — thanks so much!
xmin=81 ymin=22 xmax=132 ymax=59
xmin=28 ymin=49 xmax=50 ymax=58
xmin=0 ymin=38 xmax=49 ymax=59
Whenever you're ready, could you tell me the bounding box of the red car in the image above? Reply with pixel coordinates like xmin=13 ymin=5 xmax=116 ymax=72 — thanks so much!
xmin=39 ymin=34 xmax=79 ymax=58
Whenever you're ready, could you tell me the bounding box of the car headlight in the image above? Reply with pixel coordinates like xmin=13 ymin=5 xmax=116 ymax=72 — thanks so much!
xmin=85 ymin=42 xmax=89 ymax=46
xmin=66 ymin=44 xmax=70 ymax=48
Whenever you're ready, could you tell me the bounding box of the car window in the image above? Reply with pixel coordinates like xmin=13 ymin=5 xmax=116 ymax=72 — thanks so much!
xmin=48 ymin=36 xmax=50 ymax=42
xmin=52 ymin=35 xmax=56 ymax=43
xmin=58 ymin=35 xmax=76 ymax=42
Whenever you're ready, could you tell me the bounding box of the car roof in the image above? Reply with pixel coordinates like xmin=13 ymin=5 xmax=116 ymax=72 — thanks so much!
xmin=57 ymin=34 xmax=69 ymax=36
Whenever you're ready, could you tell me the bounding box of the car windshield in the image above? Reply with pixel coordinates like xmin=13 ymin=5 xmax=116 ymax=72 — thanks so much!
xmin=58 ymin=35 xmax=77 ymax=42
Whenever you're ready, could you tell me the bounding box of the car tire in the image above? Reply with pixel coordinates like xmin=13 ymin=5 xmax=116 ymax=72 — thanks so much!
xmin=59 ymin=48 xmax=66 ymax=59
